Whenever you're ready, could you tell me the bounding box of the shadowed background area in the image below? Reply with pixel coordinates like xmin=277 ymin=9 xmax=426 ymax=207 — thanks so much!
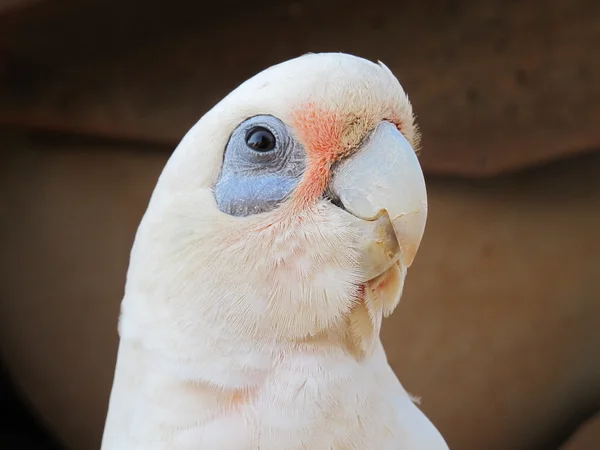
xmin=0 ymin=0 xmax=599 ymax=449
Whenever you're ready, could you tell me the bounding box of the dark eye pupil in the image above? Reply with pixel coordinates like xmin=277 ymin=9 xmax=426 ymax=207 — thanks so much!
xmin=246 ymin=127 xmax=276 ymax=152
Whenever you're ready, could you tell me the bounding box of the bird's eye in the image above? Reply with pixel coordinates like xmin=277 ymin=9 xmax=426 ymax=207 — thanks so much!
xmin=245 ymin=127 xmax=276 ymax=152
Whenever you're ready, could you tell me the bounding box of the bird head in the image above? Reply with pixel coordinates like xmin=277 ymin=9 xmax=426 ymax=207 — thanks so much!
xmin=121 ymin=53 xmax=427 ymax=359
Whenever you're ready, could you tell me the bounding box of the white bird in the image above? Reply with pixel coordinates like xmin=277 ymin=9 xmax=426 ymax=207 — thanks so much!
xmin=101 ymin=52 xmax=449 ymax=450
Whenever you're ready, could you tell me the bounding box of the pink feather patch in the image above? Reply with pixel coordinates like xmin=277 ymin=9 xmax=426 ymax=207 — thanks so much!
xmin=290 ymin=103 xmax=345 ymax=209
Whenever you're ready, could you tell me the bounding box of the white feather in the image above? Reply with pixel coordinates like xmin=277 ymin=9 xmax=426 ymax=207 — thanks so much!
xmin=101 ymin=52 xmax=448 ymax=449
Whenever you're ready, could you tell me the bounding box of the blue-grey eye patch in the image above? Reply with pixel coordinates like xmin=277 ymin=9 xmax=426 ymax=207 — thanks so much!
xmin=214 ymin=115 xmax=307 ymax=216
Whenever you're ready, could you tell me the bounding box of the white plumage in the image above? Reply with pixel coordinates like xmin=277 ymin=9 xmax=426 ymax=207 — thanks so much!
xmin=101 ymin=52 xmax=449 ymax=449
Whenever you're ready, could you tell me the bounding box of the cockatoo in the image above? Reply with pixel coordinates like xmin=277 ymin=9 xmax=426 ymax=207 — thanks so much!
xmin=101 ymin=52 xmax=448 ymax=449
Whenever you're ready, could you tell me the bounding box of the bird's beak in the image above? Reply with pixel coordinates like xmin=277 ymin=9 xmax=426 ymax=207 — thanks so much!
xmin=330 ymin=121 xmax=428 ymax=281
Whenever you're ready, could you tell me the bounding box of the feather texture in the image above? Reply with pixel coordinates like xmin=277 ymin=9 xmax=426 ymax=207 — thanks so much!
xmin=101 ymin=53 xmax=448 ymax=449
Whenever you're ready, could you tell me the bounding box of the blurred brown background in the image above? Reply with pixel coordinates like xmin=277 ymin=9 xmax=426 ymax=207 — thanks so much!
xmin=0 ymin=0 xmax=599 ymax=449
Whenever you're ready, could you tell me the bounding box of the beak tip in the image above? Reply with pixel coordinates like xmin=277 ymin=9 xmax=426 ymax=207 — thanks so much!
xmin=391 ymin=206 xmax=427 ymax=268
xmin=400 ymin=244 xmax=419 ymax=267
